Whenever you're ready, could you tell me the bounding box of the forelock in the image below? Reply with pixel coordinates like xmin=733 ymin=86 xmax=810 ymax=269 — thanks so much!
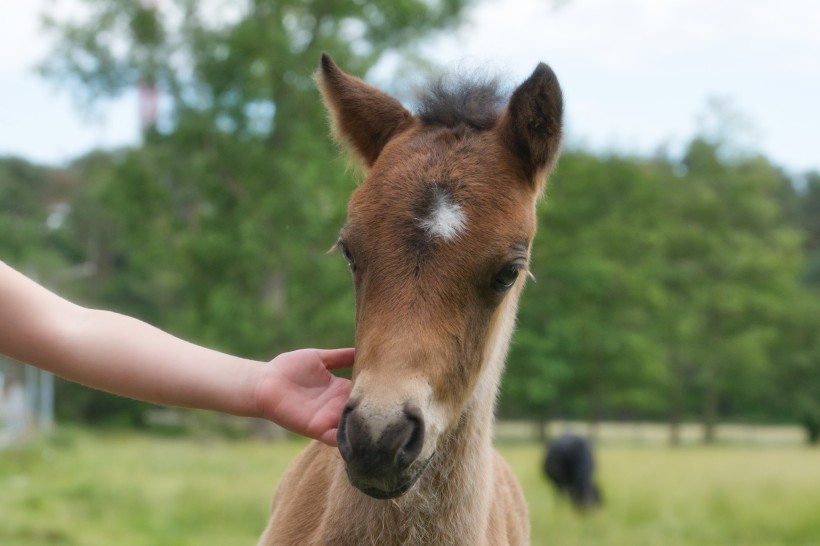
xmin=414 ymin=72 xmax=507 ymax=131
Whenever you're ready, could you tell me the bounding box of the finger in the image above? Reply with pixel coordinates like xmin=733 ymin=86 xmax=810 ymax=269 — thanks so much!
xmin=318 ymin=427 xmax=339 ymax=447
xmin=317 ymin=347 xmax=355 ymax=371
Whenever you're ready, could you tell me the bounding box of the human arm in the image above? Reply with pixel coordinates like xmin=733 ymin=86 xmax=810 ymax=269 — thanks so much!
xmin=0 ymin=260 xmax=353 ymax=445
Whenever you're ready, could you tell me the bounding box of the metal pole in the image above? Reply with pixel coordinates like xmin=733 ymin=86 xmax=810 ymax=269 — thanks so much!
xmin=24 ymin=364 xmax=38 ymax=432
xmin=39 ymin=370 xmax=54 ymax=430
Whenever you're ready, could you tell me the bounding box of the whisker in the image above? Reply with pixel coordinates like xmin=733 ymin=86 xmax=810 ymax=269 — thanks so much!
xmin=327 ymin=239 xmax=341 ymax=255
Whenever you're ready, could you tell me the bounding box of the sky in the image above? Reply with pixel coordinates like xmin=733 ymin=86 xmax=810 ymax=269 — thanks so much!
xmin=1 ymin=0 xmax=818 ymax=174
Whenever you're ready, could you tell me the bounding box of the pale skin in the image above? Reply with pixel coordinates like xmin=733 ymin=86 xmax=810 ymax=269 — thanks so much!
xmin=0 ymin=260 xmax=353 ymax=445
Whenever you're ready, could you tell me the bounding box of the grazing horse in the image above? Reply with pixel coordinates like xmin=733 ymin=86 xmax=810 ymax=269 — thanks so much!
xmin=259 ymin=53 xmax=563 ymax=546
xmin=544 ymin=434 xmax=602 ymax=511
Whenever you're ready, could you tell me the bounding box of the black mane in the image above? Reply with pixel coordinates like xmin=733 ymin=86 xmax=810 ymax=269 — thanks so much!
xmin=415 ymin=73 xmax=507 ymax=131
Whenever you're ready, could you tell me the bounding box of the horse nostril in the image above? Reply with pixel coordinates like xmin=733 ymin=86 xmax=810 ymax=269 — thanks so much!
xmin=338 ymin=401 xmax=425 ymax=475
xmin=336 ymin=401 xmax=357 ymax=460
xmin=395 ymin=406 xmax=425 ymax=469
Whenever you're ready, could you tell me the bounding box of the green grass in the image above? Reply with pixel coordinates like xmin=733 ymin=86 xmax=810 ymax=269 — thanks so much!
xmin=505 ymin=444 xmax=820 ymax=546
xmin=0 ymin=429 xmax=298 ymax=546
xmin=1 ymin=429 xmax=819 ymax=545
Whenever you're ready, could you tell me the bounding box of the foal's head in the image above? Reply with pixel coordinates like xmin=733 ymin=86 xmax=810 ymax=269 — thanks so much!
xmin=319 ymin=54 xmax=562 ymax=499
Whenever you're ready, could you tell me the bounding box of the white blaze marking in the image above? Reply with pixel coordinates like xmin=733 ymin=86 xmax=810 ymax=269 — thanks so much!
xmin=419 ymin=189 xmax=466 ymax=241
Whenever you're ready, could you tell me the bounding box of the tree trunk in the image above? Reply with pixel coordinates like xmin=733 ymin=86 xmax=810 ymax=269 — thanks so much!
xmin=669 ymin=396 xmax=683 ymax=446
xmin=535 ymin=414 xmax=547 ymax=444
xmin=802 ymin=416 xmax=820 ymax=445
xmin=668 ymin=355 xmax=684 ymax=447
xmin=702 ymin=383 xmax=718 ymax=444
xmin=588 ymin=375 xmax=603 ymax=442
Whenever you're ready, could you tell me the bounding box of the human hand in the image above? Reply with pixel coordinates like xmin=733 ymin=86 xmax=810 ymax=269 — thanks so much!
xmin=254 ymin=348 xmax=354 ymax=446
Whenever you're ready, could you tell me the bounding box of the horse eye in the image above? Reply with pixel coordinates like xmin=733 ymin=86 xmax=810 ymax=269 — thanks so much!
xmin=338 ymin=241 xmax=356 ymax=271
xmin=492 ymin=264 xmax=520 ymax=291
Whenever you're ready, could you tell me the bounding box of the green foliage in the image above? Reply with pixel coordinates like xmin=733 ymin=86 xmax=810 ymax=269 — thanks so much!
xmin=505 ymin=152 xmax=669 ymax=421
xmin=27 ymin=0 xmax=472 ymax=425
xmin=797 ymin=172 xmax=820 ymax=285
xmin=7 ymin=0 xmax=817 ymax=437
xmin=662 ymin=140 xmax=803 ymax=440
xmin=39 ymin=1 xmax=469 ymax=347
xmin=503 ymin=142 xmax=811 ymax=441
xmin=0 ymin=157 xmax=77 ymax=269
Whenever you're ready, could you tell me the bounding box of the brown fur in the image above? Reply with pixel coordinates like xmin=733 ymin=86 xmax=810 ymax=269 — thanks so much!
xmin=259 ymin=54 xmax=562 ymax=546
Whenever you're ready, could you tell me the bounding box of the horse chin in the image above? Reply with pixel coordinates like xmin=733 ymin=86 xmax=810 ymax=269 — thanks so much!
xmin=357 ymin=480 xmax=416 ymax=500
xmin=348 ymin=454 xmax=433 ymax=500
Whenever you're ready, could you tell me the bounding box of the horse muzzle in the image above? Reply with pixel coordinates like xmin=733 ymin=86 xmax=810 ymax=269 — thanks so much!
xmin=337 ymin=399 xmax=427 ymax=499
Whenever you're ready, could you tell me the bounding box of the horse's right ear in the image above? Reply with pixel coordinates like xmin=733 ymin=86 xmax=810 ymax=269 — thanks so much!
xmin=316 ymin=53 xmax=414 ymax=168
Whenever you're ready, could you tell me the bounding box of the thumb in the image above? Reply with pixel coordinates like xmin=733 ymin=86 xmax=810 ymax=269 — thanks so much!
xmin=318 ymin=427 xmax=339 ymax=447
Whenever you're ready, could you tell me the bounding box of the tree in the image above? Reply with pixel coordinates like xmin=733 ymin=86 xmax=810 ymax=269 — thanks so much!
xmin=503 ymin=141 xmax=806 ymax=445
xmin=764 ymin=288 xmax=820 ymax=444
xmin=0 ymin=156 xmax=82 ymax=279
xmin=667 ymin=139 xmax=803 ymax=443
xmin=774 ymin=171 xmax=820 ymax=443
xmin=504 ymin=151 xmax=669 ymax=432
xmin=797 ymin=172 xmax=820 ymax=285
xmin=38 ymin=0 xmax=471 ymax=424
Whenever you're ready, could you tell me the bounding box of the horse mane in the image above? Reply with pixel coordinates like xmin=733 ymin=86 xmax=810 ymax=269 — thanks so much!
xmin=415 ymin=72 xmax=507 ymax=131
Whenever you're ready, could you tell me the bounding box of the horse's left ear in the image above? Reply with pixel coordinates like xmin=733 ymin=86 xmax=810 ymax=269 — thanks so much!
xmin=316 ymin=53 xmax=414 ymax=168
xmin=498 ymin=62 xmax=563 ymax=188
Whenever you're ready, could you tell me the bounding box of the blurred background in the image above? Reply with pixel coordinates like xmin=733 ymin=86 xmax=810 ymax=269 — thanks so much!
xmin=1 ymin=1 xmax=819 ymax=545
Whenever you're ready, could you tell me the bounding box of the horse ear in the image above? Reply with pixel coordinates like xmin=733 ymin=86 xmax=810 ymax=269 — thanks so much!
xmin=316 ymin=53 xmax=414 ymax=167
xmin=498 ymin=62 xmax=563 ymax=187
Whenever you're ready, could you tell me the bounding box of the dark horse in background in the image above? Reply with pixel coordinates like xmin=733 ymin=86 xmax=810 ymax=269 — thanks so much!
xmin=544 ymin=433 xmax=602 ymax=511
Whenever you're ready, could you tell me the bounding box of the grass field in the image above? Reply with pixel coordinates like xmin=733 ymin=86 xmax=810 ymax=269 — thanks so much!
xmin=1 ymin=428 xmax=819 ymax=545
